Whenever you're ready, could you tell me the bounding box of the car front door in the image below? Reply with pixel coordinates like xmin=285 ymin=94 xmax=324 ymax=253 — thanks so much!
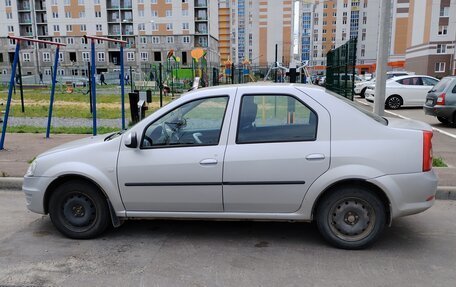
xmin=222 ymin=87 xmax=331 ymax=213
xmin=117 ymin=95 xmax=232 ymax=212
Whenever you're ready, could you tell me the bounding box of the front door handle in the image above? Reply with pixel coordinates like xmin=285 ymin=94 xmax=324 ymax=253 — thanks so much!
xmin=200 ymin=159 xmax=218 ymax=166
xmin=306 ymin=154 xmax=326 ymax=161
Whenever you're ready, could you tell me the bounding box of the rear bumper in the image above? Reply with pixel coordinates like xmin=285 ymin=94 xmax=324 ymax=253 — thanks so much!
xmin=423 ymin=105 xmax=455 ymax=119
xmin=368 ymin=170 xmax=438 ymax=219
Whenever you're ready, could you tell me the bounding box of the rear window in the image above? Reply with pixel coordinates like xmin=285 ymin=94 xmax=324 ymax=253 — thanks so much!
xmin=327 ymin=91 xmax=388 ymax=126
xmin=432 ymin=78 xmax=452 ymax=93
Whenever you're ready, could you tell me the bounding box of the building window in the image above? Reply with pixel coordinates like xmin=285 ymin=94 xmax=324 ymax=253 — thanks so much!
xmin=23 ymin=53 xmax=31 ymax=62
xmin=43 ymin=52 xmax=51 ymax=62
xmin=165 ymin=0 xmax=171 ymax=3
xmin=182 ymin=36 xmax=190 ymax=43
xmin=154 ymin=51 xmax=161 ymax=61
xmin=166 ymin=23 xmax=173 ymax=31
xmin=58 ymin=69 xmax=65 ymax=76
xmin=52 ymin=12 xmax=58 ymax=18
xmin=151 ymin=10 xmax=158 ymax=17
xmin=140 ymin=36 xmax=147 ymax=44
xmin=152 ymin=36 xmax=160 ymax=44
xmin=95 ymin=11 xmax=101 ymax=17
xmin=166 ymin=36 xmax=174 ymax=43
xmin=151 ymin=23 xmax=158 ymax=31
xmin=59 ymin=52 xmax=64 ymax=62
xmin=435 ymin=62 xmax=445 ymax=72
xmin=53 ymin=25 xmax=60 ymax=32
xmin=67 ymin=37 xmax=74 ymax=44
xmin=6 ymin=12 xmax=13 ymax=19
xmin=127 ymin=52 xmax=135 ymax=61
xmin=64 ymin=0 xmax=70 ymax=4
xmin=438 ymin=26 xmax=448 ymax=35
xmin=138 ymin=9 xmax=144 ymax=17
xmin=436 ymin=44 xmax=446 ymax=54
xmin=81 ymin=37 xmax=88 ymax=44
xmin=322 ymin=29 xmax=327 ymax=34
xmin=65 ymin=11 xmax=71 ymax=18
xmin=80 ymin=24 xmax=86 ymax=31
xmin=182 ymin=9 xmax=189 ymax=16
xmin=94 ymin=0 xmax=100 ymax=3
xmin=440 ymin=7 xmax=449 ymax=17
xmin=78 ymin=0 xmax=84 ymax=4
xmin=5 ymin=0 xmax=11 ymax=6
xmin=51 ymin=0 xmax=57 ymax=4
xmin=66 ymin=25 xmax=72 ymax=32
xmin=8 ymin=26 xmax=14 ymax=32
xmin=97 ymin=52 xmax=105 ymax=62
xmin=79 ymin=11 xmax=85 ymax=18
xmin=182 ymin=23 xmax=189 ymax=30
xmin=140 ymin=52 xmax=148 ymax=61
xmin=166 ymin=10 xmax=172 ymax=17
xmin=82 ymin=52 xmax=90 ymax=61
xmin=96 ymin=24 xmax=102 ymax=31
xmin=44 ymin=69 xmax=51 ymax=75
xmin=138 ymin=23 xmax=145 ymax=31
xmin=151 ymin=0 xmax=156 ymax=3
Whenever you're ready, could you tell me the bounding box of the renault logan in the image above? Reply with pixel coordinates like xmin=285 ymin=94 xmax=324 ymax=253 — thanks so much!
xmin=23 ymin=84 xmax=437 ymax=249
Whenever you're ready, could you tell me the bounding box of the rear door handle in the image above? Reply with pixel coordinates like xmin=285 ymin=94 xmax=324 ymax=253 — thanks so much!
xmin=306 ymin=154 xmax=326 ymax=161
xmin=200 ymin=159 xmax=218 ymax=166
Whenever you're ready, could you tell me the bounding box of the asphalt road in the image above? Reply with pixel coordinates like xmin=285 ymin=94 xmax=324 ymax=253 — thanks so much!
xmin=1 ymin=190 xmax=456 ymax=287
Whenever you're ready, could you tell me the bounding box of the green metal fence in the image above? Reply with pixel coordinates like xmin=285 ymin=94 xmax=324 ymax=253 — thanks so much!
xmin=326 ymin=38 xmax=357 ymax=100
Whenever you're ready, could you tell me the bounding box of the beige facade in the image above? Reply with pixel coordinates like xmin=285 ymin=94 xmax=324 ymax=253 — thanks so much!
xmin=0 ymin=0 xmax=219 ymax=77
xmin=220 ymin=0 xmax=294 ymax=67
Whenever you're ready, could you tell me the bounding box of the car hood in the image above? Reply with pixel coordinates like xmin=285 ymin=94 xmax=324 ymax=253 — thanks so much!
xmin=37 ymin=134 xmax=112 ymax=158
xmin=385 ymin=117 xmax=433 ymax=132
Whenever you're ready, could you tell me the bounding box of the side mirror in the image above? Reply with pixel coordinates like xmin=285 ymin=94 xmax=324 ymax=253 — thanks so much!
xmin=124 ymin=132 xmax=138 ymax=148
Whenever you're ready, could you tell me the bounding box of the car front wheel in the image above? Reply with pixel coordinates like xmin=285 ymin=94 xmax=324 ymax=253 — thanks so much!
xmin=49 ymin=180 xmax=110 ymax=239
xmin=316 ymin=186 xmax=386 ymax=249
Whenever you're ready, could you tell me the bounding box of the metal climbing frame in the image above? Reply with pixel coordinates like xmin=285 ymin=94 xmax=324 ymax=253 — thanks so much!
xmin=84 ymin=35 xmax=127 ymax=135
xmin=0 ymin=36 xmax=66 ymax=150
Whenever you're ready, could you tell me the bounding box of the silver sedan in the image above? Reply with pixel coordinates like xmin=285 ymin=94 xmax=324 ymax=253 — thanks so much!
xmin=23 ymin=84 xmax=437 ymax=249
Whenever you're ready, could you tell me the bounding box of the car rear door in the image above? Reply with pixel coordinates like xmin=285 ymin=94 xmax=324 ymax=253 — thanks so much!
xmin=222 ymin=86 xmax=331 ymax=213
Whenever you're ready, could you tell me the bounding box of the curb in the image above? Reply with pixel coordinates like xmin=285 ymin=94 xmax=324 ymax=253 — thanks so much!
xmin=2 ymin=177 xmax=456 ymax=201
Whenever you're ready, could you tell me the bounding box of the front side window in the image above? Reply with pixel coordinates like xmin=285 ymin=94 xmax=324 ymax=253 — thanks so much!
xmin=422 ymin=77 xmax=438 ymax=86
xmin=237 ymin=95 xmax=317 ymax=144
xmin=142 ymin=97 xmax=229 ymax=148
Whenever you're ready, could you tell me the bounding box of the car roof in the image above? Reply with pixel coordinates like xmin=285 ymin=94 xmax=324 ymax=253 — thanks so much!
xmin=389 ymin=75 xmax=438 ymax=81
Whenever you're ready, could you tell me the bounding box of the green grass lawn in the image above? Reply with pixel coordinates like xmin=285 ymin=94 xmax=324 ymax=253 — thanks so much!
xmin=1 ymin=86 xmax=174 ymax=119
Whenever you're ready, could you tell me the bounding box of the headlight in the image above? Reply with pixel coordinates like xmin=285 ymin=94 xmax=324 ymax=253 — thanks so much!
xmin=25 ymin=160 xmax=37 ymax=177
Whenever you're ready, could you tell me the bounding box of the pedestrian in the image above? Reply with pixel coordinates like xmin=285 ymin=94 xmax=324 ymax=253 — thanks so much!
xmin=100 ymin=73 xmax=107 ymax=85
xmin=125 ymin=73 xmax=130 ymax=85
xmin=39 ymin=71 xmax=44 ymax=85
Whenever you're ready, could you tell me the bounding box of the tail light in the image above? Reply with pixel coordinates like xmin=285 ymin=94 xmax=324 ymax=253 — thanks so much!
xmin=423 ymin=131 xmax=433 ymax=172
xmin=436 ymin=93 xmax=446 ymax=105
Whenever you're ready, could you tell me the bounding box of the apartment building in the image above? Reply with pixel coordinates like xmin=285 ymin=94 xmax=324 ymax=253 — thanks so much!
xmin=298 ymin=0 xmax=381 ymax=73
xmin=405 ymin=0 xmax=456 ymax=77
xmin=298 ymin=0 xmax=455 ymax=76
xmin=218 ymin=0 xmax=294 ymax=67
xmin=0 ymin=0 xmax=219 ymax=77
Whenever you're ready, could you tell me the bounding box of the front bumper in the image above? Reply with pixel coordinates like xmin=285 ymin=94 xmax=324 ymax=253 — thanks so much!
xmin=368 ymin=170 xmax=438 ymax=219
xmin=23 ymin=176 xmax=56 ymax=214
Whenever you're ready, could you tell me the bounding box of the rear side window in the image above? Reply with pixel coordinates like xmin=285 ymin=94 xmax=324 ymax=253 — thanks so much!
xmin=236 ymin=95 xmax=317 ymax=144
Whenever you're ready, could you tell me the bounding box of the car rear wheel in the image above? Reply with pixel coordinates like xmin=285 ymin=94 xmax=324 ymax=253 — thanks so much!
xmin=437 ymin=116 xmax=449 ymax=124
xmin=49 ymin=180 xmax=110 ymax=239
xmin=316 ymin=186 xmax=386 ymax=249
xmin=386 ymin=95 xmax=402 ymax=110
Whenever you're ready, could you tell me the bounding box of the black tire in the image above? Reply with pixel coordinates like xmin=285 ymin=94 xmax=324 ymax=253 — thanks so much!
xmin=360 ymin=87 xmax=367 ymax=98
xmin=316 ymin=186 xmax=386 ymax=250
xmin=437 ymin=116 xmax=449 ymax=124
xmin=49 ymin=180 xmax=110 ymax=239
xmin=385 ymin=95 xmax=402 ymax=110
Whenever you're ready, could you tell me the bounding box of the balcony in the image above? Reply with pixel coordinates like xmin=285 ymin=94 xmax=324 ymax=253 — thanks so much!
xmin=195 ymin=0 xmax=207 ymax=8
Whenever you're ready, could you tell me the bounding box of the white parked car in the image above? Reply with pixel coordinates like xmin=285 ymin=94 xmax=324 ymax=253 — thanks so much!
xmin=23 ymin=84 xmax=437 ymax=249
xmin=354 ymin=71 xmax=413 ymax=98
xmin=365 ymin=75 xmax=439 ymax=109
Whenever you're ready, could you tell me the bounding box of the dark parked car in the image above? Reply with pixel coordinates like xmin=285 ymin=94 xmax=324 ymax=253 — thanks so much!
xmin=424 ymin=76 xmax=456 ymax=125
